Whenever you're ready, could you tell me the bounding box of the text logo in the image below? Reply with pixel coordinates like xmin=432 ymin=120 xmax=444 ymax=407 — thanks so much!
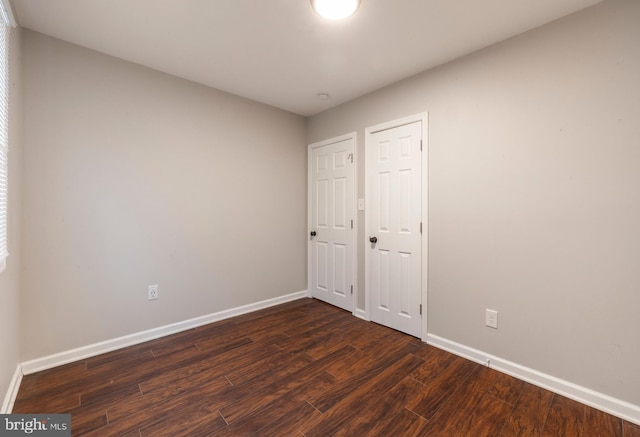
xmin=0 ymin=415 xmax=70 ymax=436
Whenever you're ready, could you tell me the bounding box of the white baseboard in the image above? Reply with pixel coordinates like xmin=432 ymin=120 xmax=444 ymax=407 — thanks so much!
xmin=354 ymin=308 xmax=368 ymax=321
xmin=1 ymin=364 xmax=22 ymax=413
xmin=426 ymin=333 xmax=640 ymax=426
xmin=21 ymin=290 xmax=309 ymax=375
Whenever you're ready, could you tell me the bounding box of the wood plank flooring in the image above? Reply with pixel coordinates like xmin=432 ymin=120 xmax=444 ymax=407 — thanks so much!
xmin=13 ymin=298 xmax=639 ymax=436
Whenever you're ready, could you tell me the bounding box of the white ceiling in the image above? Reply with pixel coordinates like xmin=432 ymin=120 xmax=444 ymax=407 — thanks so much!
xmin=13 ymin=0 xmax=603 ymax=116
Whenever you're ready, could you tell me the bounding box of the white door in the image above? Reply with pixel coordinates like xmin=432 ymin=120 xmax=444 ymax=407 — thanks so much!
xmin=367 ymin=120 xmax=423 ymax=337
xmin=309 ymin=135 xmax=355 ymax=312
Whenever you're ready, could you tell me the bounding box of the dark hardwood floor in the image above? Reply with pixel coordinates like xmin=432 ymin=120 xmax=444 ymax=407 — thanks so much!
xmin=13 ymin=298 xmax=640 ymax=436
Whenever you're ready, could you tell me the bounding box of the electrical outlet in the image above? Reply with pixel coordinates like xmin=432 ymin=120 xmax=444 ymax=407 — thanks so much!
xmin=485 ymin=309 xmax=498 ymax=329
xmin=148 ymin=285 xmax=159 ymax=300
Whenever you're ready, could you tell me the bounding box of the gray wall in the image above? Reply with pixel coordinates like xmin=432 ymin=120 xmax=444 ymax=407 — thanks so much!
xmin=0 ymin=26 xmax=21 ymax=411
xmin=307 ymin=0 xmax=640 ymax=406
xmin=20 ymin=30 xmax=307 ymax=360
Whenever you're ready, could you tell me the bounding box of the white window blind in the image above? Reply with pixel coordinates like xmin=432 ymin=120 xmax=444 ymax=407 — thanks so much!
xmin=0 ymin=12 xmax=9 ymax=271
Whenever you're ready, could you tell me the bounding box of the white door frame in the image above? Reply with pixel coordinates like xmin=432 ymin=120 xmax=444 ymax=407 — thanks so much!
xmin=307 ymin=132 xmax=358 ymax=315
xmin=365 ymin=113 xmax=428 ymax=340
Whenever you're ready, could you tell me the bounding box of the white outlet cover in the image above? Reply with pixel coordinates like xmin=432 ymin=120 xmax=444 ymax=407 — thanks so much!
xmin=148 ymin=285 xmax=159 ymax=300
xmin=485 ymin=309 xmax=498 ymax=329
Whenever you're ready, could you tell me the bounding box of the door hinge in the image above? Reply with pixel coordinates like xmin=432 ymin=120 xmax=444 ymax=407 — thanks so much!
xmin=351 ymin=285 xmax=353 ymax=295
xmin=420 ymin=304 xmax=422 ymax=315
xmin=351 ymin=219 xmax=354 ymax=229
xmin=420 ymin=139 xmax=423 ymax=151
xmin=420 ymin=222 xmax=422 ymax=234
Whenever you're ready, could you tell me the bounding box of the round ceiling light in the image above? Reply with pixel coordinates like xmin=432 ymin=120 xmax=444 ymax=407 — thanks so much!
xmin=311 ymin=0 xmax=361 ymax=20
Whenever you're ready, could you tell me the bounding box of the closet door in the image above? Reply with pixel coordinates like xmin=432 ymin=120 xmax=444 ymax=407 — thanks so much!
xmin=309 ymin=135 xmax=355 ymax=312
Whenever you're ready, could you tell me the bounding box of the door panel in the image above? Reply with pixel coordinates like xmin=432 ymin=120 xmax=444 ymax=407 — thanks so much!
xmin=315 ymin=242 xmax=328 ymax=292
xmin=310 ymin=137 xmax=355 ymax=312
xmin=368 ymin=121 xmax=422 ymax=337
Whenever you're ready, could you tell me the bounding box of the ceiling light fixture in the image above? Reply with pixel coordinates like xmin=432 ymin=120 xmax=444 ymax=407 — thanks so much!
xmin=310 ymin=0 xmax=361 ymax=20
